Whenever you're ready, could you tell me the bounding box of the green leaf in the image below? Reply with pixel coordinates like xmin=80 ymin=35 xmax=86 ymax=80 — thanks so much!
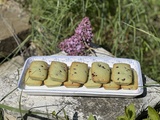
xmin=87 ymin=114 xmax=95 ymax=120
xmin=0 ymin=108 xmax=4 ymax=120
xmin=52 ymin=111 xmax=56 ymax=116
xmin=125 ymin=103 xmax=136 ymax=120
xmin=0 ymin=104 xmax=48 ymax=115
xmin=116 ymin=115 xmax=128 ymax=120
xmin=62 ymin=108 xmax=69 ymax=120
xmin=148 ymin=106 xmax=160 ymax=120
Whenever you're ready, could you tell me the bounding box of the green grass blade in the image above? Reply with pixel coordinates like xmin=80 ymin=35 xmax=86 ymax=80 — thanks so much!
xmin=0 ymin=104 xmax=49 ymax=115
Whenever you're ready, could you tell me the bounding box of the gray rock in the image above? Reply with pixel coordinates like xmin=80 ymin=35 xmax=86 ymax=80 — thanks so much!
xmin=0 ymin=0 xmax=30 ymax=59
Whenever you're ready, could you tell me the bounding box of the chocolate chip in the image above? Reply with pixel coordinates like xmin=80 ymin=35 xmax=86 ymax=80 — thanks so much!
xmin=73 ymin=68 xmax=76 ymax=70
xmin=118 ymin=72 xmax=120 ymax=74
xmin=98 ymin=64 xmax=101 ymax=67
xmin=116 ymin=66 xmax=119 ymax=68
xmin=102 ymin=66 xmax=105 ymax=69
xmin=117 ymin=78 xmax=119 ymax=80
xmin=122 ymin=78 xmax=125 ymax=81
xmin=60 ymin=70 xmax=62 ymax=72
xmin=92 ymin=73 xmax=96 ymax=77
xmin=74 ymin=72 xmax=77 ymax=74
xmin=41 ymin=65 xmax=44 ymax=67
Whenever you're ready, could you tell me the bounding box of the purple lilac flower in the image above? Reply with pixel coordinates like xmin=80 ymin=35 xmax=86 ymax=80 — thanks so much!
xmin=75 ymin=17 xmax=93 ymax=44
xmin=59 ymin=34 xmax=86 ymax=55
xmin=59 ymin=17 xmax=93 ymax=55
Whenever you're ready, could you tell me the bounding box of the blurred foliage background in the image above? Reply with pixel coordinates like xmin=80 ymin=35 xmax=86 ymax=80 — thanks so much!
xmin=16 ymin=0 xmax=160 ymax=82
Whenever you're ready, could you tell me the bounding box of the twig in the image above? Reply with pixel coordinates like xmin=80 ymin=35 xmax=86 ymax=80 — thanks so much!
xmin=83 ymin=41 xmax=97 ymax=56
xmin=0 ymin=87 xmax=18 ymax=102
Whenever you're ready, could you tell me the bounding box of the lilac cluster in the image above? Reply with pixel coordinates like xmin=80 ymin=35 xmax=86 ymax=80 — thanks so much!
xmin=75 ymin=17 xmax=93 ymax=46
xmin=59 ymin=17 xmax=93 ymax=55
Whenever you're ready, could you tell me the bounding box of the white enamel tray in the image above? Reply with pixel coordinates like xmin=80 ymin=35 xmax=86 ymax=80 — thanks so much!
xmin=18 ymin=56 xmax=144 ymax=98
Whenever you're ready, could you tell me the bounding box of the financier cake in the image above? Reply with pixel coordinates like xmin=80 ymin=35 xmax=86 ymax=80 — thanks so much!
xmin=111 ymin=63 xmax=132 ymax=85
xmin=69 ymin=62 xmax=88 ymax=84
xmin=28 ymin=61 xmax=48 ymax=80
xmin=84 ymin=69 xmax=102 ymax=88
xmin=103 ymin=81 xmax=120 ymax=90
xmin=64 ymin=70 xmax=81 ymax=88
xmin=44 ymin=76 xmax=62 ymax=87
xmin=25 ymin=69 xmax=43 ymax=86
xmin=91 ymin=62 xmax=111 ymax=83
xmin=121 ymin=69 xmax=138 ymax=90
xmin=48 ymin=61 xmax=68 ymax=82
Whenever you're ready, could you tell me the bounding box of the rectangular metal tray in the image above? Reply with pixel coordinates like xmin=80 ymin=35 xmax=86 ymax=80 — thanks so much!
xmin=18 ymin=56 xmax=144 ymax=98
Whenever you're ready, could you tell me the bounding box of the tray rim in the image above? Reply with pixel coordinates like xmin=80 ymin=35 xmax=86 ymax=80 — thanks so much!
xmin=17 ymin=55 xmax=144 ymax=97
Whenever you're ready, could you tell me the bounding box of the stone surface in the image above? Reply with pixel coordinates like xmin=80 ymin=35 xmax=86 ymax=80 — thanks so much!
xmin=0 ymin=0 xmax=30 ymax=58
xmin=0 ymin=49 xmax=160 ymax=120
